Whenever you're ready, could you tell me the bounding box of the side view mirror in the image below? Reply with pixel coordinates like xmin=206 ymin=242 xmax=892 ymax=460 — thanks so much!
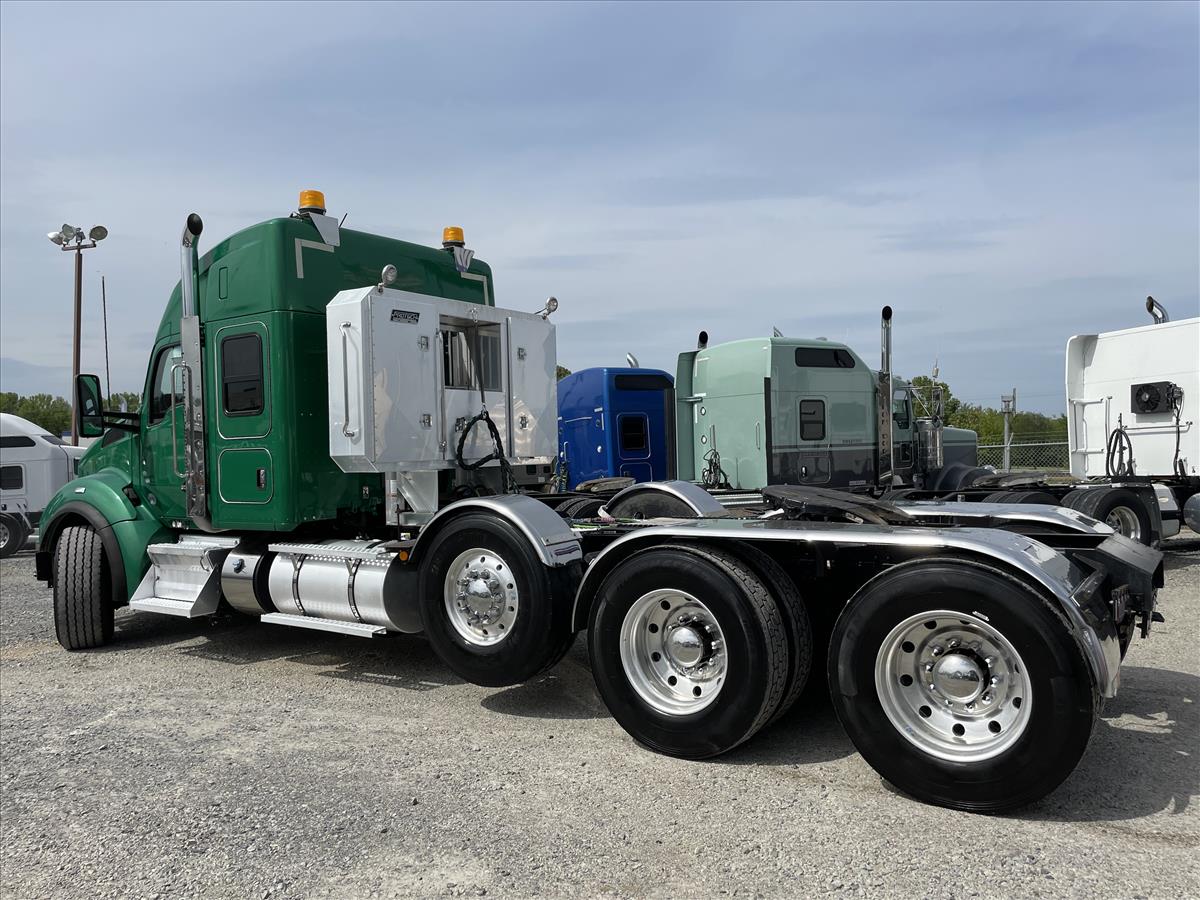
xmin=75 ymin=374 xmax=104 ymax=438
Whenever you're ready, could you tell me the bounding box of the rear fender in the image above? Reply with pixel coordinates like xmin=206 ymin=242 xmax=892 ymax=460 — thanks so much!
xmin=411 ymin=493 xmax=582 ymax=568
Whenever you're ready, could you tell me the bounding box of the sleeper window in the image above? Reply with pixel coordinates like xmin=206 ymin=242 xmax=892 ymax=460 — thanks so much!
xmin=618 ymin=414 xmax=649 ymax=454
xmin=799 ymin=400 xmax=826 ymax=441
xmin=222 ymin=334 xmax=264 ymax=416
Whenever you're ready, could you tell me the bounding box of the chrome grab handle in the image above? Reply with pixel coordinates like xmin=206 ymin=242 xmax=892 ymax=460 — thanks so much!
xmin=169 ymin=363 xmax=190 ymax=478
xmin=340 ymin=322 xmax=357 ymax=438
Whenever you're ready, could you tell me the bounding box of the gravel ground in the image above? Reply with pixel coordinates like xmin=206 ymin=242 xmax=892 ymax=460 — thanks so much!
xmin=1 ymin=536 xmax=1197 ymax=899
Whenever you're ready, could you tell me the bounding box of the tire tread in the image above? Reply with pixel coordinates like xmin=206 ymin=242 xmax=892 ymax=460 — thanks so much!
xmin=53 ymin=525 xmax=113 ymax=651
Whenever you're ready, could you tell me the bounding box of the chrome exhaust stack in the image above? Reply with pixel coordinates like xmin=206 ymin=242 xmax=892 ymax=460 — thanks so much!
xmin=180 ymin=213 xmax=203 ymax=317
xmin=1146 ymin=295 xmax=1169 ymax=325
xmin=178 ymin=213 xmax=216 ymax=531
xmin=878 ymin=306 xmax=894 ymax=488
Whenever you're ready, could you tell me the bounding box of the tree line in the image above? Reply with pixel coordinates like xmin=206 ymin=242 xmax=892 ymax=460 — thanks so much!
xmin=1 ymin=392 xmax=142 ymax=437
xmin=908 ymin=376 xmax=1067 ymax=445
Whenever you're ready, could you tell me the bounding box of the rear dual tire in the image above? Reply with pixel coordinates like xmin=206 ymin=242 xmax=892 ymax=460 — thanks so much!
xmin=1064 ymin=487 xmax=1152 ymax=545
xmin=828 ymin=558 xmax=1097 ymax=812
xmin=588 ymin=544 xmax=810 ymax=759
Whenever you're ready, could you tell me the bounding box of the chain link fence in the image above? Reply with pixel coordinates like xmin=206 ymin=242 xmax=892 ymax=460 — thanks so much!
xmin=977 ymin=439 xmax=1069 ymax=473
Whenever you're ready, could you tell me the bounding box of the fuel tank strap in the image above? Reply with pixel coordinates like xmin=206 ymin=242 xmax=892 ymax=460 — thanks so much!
xmin=345 ymin=557 xmax=363 ymax=623
xmin=290 ymin=553 xmax=307 ymax=615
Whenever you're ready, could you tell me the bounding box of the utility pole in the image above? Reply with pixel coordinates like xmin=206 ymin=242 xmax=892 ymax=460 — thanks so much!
xmin=47 ymin=224 xmax=108 ymax=444
xmin=1001 ymin=388 xmax=1017 ymax=472
xmin=101 ymin=275 xmax=112 ymax=404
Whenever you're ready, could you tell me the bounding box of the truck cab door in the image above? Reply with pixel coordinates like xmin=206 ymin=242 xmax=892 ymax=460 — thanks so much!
xmin=212 ymin=322 xmax=273 ymax=511
xmin=141 ymin=343 xmax=188 ymax=520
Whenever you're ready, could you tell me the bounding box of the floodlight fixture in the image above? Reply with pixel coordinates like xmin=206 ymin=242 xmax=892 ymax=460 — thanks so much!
xmin=88 ymin=225 xmax=108 ymax=242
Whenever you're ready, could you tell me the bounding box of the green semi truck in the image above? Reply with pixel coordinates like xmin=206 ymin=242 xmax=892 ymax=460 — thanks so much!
xmin=676 ymin=312 xmax=979 ymax=494
xmin=36 ymin=192 xmax=1164 ymax=812
xmin=672 ymin=312 xmax=1170 ymax=544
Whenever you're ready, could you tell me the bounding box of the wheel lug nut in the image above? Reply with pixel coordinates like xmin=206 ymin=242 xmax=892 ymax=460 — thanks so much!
xmin=966 ymin=702 xmax=975 ymax=710
xmin=924 ymin=663 xmax=934 ymax=673
xmin=982 ymin=693 xmax=993 ymax=704
xmin=931 ymin=646 xmax=943 ymax=657
xmin=948 ymin=639 xmax=960 ymax=649
xmin=990 ymin=677 xmax=998 ymax=686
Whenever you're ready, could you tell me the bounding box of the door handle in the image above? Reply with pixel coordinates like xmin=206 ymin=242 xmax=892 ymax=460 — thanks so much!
xmin=340 ymin=322 xmax=357 ymax=438
xmin=169 ymin=362 xmax=191 ymax=478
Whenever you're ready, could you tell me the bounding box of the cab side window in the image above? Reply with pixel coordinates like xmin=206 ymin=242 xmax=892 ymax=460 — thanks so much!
xmin=892 ymin=389 xmax=911 ymax=429
xmin=149 ymin=346 xmax=184 ymax=423
xmin=221 ymin=333 xmax=264 ymax=416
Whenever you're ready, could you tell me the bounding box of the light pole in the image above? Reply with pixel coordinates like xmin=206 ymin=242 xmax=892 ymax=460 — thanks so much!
xmin=47 ymin=224 xmax=107 ymax=444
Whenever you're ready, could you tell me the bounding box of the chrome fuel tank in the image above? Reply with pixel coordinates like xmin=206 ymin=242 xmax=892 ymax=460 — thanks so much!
xmin=266 ymin=540 xmax=421 ymax=633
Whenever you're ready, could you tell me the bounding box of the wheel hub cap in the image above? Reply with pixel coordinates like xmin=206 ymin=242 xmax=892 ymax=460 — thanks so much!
xmin=619 ymin=590 xmax=728 ymax=715
xmin=1104 ymin=506 xmax=1142 ymax=541
xmin=666 ymin=624 xmax=706 ymax=668
xmin=932 ymin=653 xmax=985 ymax=703
xmin=875 ymin=610 xmax=1031 ymax=763
xmin=444 ymin=549 xmax=518 ymax=646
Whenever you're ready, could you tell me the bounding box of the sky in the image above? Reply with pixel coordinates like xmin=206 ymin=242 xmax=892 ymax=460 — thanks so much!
xmin=1 ymin=1 xmax=1197 ymax=414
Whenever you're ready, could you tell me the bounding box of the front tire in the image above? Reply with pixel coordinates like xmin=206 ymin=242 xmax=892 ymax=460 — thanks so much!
xmin=828 ymin=558 xmax=1097 ymax=813
xmin=53 ymin=524 xmax=114 ymax=650
xmin=417 ymin=514 xmax=577 ymax=687
xmin=588 ymin=545 xmax=788 ymax=758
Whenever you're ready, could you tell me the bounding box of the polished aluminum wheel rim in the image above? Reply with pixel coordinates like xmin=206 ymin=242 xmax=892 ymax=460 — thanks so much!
xmin=619 ymin=590 xmax=727 ymax=715
xmin=444 ymin=548 xmax=519 ymax=646
xmin=875 ymin=609 xmax=1030 ymax=762
xmin=1105 ymin=506 xmax=1142 ymax=542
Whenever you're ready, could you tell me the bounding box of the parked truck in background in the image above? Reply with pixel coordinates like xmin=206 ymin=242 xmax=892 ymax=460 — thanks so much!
xmin=569 ymin=300 xmax=1191 ymax=545
xmin=33 ymin=192 xmax=1164 ymax=813
xmin=1065 ymin=298 xmax=1199 ymax=537
xmin=0 ymin=414 xmax=87 ymax=557
xmin=673 ymin=312 xmax=983 ymax=495
xmin=557 ymin=366 xmax=675 ymax=491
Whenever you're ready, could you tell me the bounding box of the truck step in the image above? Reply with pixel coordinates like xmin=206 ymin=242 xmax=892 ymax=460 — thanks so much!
xmin=129 ymin=533 xmax=240 ymax=619
xmin=127 ymin=597 xmax=210 ymax=618
xmin=259 ymin=612 xmax=387 ymax=638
